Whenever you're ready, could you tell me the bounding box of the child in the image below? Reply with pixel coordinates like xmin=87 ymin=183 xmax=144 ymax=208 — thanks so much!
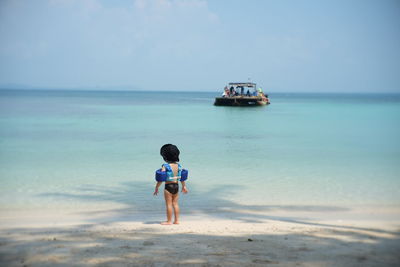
xmin=153 ymin=144 xmax=188 ymax=225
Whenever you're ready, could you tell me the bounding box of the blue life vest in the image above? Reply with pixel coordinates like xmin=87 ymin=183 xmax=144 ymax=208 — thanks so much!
xmin=162 ymin=163 xmax=182 ymax=182
xmin=155 ymin=164 xmax=188 ymax=182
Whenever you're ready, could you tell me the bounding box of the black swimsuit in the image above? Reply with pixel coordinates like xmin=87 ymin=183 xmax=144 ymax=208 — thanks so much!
xmin=165 ymin=183 xmax=179 ymax=195
xmin=163 ymin=162 xmax=180 ymax=195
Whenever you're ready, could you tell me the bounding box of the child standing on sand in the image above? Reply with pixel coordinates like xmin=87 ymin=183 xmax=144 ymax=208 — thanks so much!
xmin=153 ymin=144 xmax=188 ymax=225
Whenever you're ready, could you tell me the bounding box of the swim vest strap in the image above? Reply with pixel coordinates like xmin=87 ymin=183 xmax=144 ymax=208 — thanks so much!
xmin=162 ymin=163 xmax=172 ymax=172
xmin=177 ymin=163 xmax=182 ymax=177
xmin=162 ymin=163 xmax=181 ymax=182
xmin=155 ymin=163 xmax=188 ymax=182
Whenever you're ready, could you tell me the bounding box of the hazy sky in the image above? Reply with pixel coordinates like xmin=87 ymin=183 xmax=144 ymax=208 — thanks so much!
xmin=0 ymin=0 xmax=399 ymax=92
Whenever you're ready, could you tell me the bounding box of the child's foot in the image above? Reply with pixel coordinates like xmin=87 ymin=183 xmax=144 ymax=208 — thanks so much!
xmin=173 ymin=221 xmax=180 ymax=224
xmin=161 ymin=221 xmax=172 ymax=225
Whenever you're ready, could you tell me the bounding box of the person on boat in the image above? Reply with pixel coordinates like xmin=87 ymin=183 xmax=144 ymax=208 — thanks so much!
xmin=246 ymin=89 xmax=251 ymax=97
xmin=240 ymin=86 xmax=244 ymax=96
xmin=231 ymin=87 xmax=238 ymax=96
xmin=229 ymin=86 xmax=234 ymax=96
xmin=224 ymin=86 xmax=230 ymax=97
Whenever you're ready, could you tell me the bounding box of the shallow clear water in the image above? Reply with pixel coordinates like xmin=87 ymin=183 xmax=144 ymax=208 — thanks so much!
xmin=0 ymin=90 xmax=399 ymax=213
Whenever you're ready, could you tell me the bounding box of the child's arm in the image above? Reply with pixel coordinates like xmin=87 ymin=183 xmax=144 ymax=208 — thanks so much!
xmin=180 ymin=181 xmax=188 ymax=194
xmin=153 ymin=181 xmax=163 ymax=196
xmin=153 ymin=165 xmax=166 ymax=196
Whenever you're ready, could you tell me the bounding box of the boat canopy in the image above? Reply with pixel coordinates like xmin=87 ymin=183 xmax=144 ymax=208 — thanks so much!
xmin=228 ymin=82 xmax=256 ymax=88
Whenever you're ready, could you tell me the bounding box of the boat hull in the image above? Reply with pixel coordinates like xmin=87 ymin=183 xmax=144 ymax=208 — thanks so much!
xmin=214 ymin=97 xmax=269 ymax=106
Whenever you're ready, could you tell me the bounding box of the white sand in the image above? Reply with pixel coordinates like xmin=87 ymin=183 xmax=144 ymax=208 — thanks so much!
xmin=0 ymin=205 xmax=399 ymax=266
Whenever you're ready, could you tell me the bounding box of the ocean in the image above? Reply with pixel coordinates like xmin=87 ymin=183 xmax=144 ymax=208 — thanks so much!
xmin=0 ymin=89 xmax=399 ymax=218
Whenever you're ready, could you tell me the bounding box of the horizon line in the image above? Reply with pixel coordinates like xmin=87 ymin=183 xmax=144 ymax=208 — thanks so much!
xmin=1 ymin=87 xmax=400 ymax=95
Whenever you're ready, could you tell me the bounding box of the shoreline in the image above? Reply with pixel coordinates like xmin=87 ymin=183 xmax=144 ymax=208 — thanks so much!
xmin=1 ymin=204 xmax=400 ymax=228
xmin=1 ymin=205 xmax=399 ymax=266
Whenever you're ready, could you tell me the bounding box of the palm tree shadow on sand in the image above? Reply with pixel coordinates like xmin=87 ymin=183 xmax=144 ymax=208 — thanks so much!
xmin=38 ymin=181 xmax=398 ymax=235
xmin=0 ymin=182 xmax=396 ymax=266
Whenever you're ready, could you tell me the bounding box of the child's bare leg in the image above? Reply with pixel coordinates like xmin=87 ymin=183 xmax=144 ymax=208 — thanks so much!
xmin=172 ymin=194 xmax=180 ymax=224
xmin=162 ymin=190 xmax=173 ymax=225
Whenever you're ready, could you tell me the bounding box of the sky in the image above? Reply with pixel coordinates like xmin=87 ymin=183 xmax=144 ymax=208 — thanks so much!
xmin=0 ymin=0 xmax=399 ymax=92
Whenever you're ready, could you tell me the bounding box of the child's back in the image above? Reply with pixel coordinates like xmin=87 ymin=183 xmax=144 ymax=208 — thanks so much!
xmin=153 ymin=144 xmax=188 ymax=225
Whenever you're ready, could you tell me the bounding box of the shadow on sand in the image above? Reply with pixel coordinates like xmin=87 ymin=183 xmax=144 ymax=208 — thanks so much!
xmin=0 ymin=181 xmax=399 ymax=266
xmin=37 ymin=181 xmax=398 ymax=235
xmin=0 ymin=223 xmax=399 ymax=266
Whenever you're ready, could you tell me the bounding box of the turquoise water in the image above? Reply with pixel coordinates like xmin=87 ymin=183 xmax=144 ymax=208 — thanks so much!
xmin=0 ymin=90 xmax=399 ymax=214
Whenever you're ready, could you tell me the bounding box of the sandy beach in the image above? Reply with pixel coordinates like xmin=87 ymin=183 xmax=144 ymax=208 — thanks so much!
xmin=1 ymin=205 xmax=399 ymax=267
